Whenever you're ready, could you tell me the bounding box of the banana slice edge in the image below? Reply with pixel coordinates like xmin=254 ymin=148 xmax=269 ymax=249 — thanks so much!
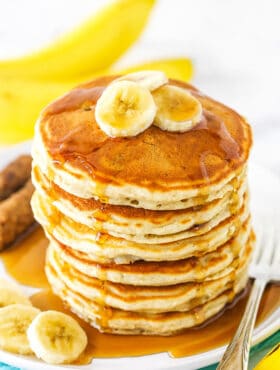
xmin=27 ymin=310 xmax=88 ymax=364
xmin=0 ymin=304 xmax=40 ymax=355
xmin=115 ymin=70 xmax=168 ymax=91
xmin=152 ymin=84 xmax=203 ymax=133
xmin=95 ymin=80 xmax=156 ymax=138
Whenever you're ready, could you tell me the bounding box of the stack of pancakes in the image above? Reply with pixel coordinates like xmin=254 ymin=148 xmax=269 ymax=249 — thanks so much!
xmin=31 ymin=76 xmax=253 ymax=336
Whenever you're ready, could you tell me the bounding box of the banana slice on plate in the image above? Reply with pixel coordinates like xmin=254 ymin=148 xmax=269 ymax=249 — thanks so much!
xmin=27 ymin=310 xmax=88 ymax=364
xmin=0 ymin=278 xmax=32 ymax=307
xmin=0 ymin=304 xmax=40 ymax=355
xmin=95 ymin=80 xmax=156 ymax=137
xmin=152 ymin=85 xmax=203 ymax=132
xmin=116 ymin=70 xmax=168 ymax=91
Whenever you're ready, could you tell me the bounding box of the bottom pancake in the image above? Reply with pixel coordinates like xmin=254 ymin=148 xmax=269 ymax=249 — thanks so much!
xmin=45 ymin=234 xmax=253 ymax=335
xmin=46 ymin=240 xmax=252 ymax=314
xmin=46 ymin=260 xmax=249 ymax=336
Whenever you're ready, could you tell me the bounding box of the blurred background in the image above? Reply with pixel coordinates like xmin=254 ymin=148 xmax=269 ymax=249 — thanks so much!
xmin=0 ymin=0 xmax=280 ymax=174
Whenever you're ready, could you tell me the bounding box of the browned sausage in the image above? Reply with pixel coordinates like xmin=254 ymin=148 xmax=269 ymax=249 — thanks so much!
xmin=0 ymin=179 xmax=34 ymax=250
xmin=0 ymin=155 xmax=32 ymax=200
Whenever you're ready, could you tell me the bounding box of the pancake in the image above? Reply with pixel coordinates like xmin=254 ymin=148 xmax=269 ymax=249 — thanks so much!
xmin=46 ymin=242 xmax=251 ymax=314
xmin=48 ymin=230 xmax=253 ymax=287
xmin=32 ymin=189 xmax=250 ymax=263
xmin=31 ymin=74 xmax=254 ymax=335
xmin=32 ymin=148 xmax=246 ymax=212
xmin=32 ymin=165 xmax=247 ymax=237
xmin=46 ymin=257 xmax=250 ymax=335
xmin=32 ymin=77 xmax=252 ymax=210
xmin=31 ymin=189 xmax=248 ymax=246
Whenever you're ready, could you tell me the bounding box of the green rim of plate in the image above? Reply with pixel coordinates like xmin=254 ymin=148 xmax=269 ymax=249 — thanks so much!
xmin=201 ymin=329 xmax=280 ymax=370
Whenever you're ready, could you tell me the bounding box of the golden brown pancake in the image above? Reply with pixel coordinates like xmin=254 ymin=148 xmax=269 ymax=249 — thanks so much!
xmin=45 ymin=248 xmax=251 ymax=335
xmin=47 ymin=242 xmax=251 ymax=314
xmin=31 ymin=74 xmax=254 ymax=335
xmin=48 ymin=230 xmax=253 ymax=287
xmin=32 ymin=76 xmax=252 ymax=209
xmin=32 ymin=164 xmax=247 ymax=239
xmin=32 ymin=187 xmax=250 ymax=263
xmin=41 ymin=77 xmax=251 ymax=190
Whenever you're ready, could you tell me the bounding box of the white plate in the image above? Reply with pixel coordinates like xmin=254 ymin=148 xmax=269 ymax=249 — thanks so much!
xmin=0 ymin=141 xmax=279 ymax=370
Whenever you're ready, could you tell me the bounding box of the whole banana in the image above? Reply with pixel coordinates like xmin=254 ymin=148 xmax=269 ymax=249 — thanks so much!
xmin=0 ymin=0 xmax=155 ymax=80
xmin=254 ymin=343 xmax=280 ymax=370
xmin=0 ymin=77 xmax=74 ymax=143
xmin=0 ymin=0 xmax=193 ymax=144
xmin=0 ymin=59 xmax=193 ymax=144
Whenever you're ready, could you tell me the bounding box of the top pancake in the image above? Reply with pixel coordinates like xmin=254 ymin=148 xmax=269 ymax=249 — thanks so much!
xmin=34 ymin=76 xmax=252 ymax=208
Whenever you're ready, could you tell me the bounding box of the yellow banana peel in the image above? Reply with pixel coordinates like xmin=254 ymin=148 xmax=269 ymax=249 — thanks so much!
xmin=0 ymin=58 xmax=192 ymax=144
xmin=0 ymin=0 xmax=155 ymax=80
xmin=73 ymin=58 xmax=194 ymax=86
xmin=254 ymin=343 xmax=280 ymax=370
xmin=0 ymin=0 xmax=195 ymax=144
xmin=115 ymin=58 xmax=193 ymax=82
xmin=0 ymin=77 xmax=74 ymax=143
xmin=0 ymin=58 xmax=193 ymax=144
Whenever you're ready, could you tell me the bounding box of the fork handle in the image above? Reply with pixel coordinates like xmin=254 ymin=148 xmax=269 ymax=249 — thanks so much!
xmin=217 ymin=278 xmax=267 ymax=370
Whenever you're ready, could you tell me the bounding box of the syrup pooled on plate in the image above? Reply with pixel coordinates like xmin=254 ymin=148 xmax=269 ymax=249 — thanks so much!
xmin=1 ymin=226 xmax=48 ymax=288
xmin=0 ymin=226 xmax=279 ymax=363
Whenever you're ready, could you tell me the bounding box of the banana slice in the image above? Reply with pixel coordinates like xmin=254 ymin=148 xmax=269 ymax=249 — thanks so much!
xmin=0 ymin=304 xmax=40 ymax=355
xmin=95 ymin=80 xmax=156 ymax=137
xmin=152 ymin=85 xmax=203 ymax=132
xmin=27 ymin=310 xmax=87 ymax=364
xmin=0 ymin=278 xmax=32 ymax=308
xmin=116 ymin=70 xmax=168 ymax=91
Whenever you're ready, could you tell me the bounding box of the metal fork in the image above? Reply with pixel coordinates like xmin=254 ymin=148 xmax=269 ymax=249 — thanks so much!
xmin=217 ymin=217 xmax=280 ymax=370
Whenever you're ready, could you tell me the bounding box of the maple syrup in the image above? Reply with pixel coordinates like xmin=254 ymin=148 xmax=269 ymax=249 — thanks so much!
xmin=1 ymin=226 xmax=48 ymax=288
xmin=40 ymin=76 xmax=251 ymax=192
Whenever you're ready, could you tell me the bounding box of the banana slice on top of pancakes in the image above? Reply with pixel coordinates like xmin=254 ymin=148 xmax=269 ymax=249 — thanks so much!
xmin=95 ymin=70 xmax=202 ymax=137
